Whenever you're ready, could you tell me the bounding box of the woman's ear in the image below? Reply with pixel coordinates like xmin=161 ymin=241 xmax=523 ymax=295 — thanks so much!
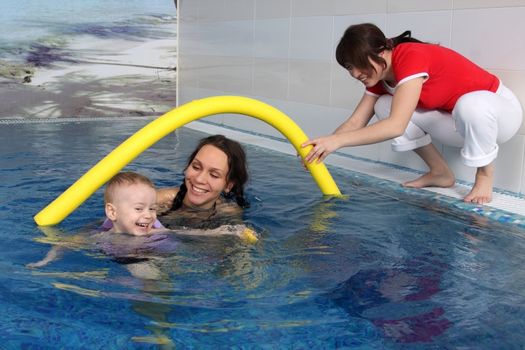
xmin=105 ymin=203 xmax=117 ymax=221
xmin=225 ymin=182 xmax=234 ymax=194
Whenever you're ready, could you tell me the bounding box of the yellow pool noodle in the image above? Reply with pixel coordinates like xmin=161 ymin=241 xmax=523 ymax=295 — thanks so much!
xmin=34 ymin=95 xmax=341 ymax=226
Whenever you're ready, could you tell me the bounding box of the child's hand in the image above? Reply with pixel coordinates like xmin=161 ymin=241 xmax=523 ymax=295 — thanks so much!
xmin=26 ymin=246 xmax=62 ymax=268
xmin=26 ymin=259 xmax=50 ymax=269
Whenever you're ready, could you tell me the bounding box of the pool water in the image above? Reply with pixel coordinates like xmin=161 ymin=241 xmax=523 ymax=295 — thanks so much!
xmin=2 ymin=119 xmax=525 ymax=349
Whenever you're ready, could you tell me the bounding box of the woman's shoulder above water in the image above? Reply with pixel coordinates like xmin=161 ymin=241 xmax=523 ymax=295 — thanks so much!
xmin=156 ymin=187 xmax=179 ymax=214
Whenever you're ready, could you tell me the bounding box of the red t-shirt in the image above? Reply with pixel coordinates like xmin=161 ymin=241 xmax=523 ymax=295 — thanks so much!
xmin=366 ymin=43 xmax=499 ymax=113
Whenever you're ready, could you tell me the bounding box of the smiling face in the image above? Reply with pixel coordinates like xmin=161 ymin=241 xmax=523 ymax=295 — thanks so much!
xmin=347 ymin=54 xmax=387 ymax=88
xmin=105 ymin=183 xmax=158 ymax=236
xmin=183 ymin=144 xmax=233 ymax=210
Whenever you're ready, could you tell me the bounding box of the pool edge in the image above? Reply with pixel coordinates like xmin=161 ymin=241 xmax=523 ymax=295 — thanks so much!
xmin=186 ymin=120 xmax=525 ymax=230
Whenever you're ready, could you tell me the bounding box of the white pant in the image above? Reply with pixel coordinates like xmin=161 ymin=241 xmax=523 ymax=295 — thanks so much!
xmin=374 ymin=83 xmax=523 ymax=167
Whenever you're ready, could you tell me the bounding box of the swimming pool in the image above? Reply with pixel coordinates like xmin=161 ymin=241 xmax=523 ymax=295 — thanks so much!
xmin=2 ymin=119 xmax=525 ymax=348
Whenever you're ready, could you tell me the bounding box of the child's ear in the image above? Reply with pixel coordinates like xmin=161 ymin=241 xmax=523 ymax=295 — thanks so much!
xmin=105 ymin=203 xmax=117 ymax=221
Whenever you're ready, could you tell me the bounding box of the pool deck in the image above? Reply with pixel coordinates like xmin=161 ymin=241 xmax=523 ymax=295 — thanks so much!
xmin=187 ymin=120 xmax=525 ymax=228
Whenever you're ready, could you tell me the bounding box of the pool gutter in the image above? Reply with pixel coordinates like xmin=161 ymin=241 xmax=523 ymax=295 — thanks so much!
xmin=186 ymin=120 xmax=525 ymax=229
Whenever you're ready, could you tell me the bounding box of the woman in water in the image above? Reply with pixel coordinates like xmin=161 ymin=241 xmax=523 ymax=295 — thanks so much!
xmin=156 ymin=134 xmax=250 ymax=229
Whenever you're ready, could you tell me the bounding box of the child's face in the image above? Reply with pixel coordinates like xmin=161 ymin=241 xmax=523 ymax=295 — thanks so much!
xmin=184 ymin=144 xmax=233 ymax=210
xmin=106 ymin=183 xmax=158 ymax=236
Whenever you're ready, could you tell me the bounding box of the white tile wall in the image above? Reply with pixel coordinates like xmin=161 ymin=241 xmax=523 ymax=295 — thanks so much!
xmin=224 ymin=0 xmax=255 ymax=20
xmin=253 ymin=58 xmax=289 ymax=99
xmin=254 ymin=19 xmax=290 ymax=59
xmin=495 ymin=136 xmax=525 ymax=193
xmin=221 ymin=112 xmax=283 ymax=138
xmin=291 ymin=0 xmax=336 ymax=17
xmin=289 ymin=16 xmax=334 ymax=60
xmin=197 ymin=56 xmax=253 ymax=94
xmin=387 ymin=0 xmax=453 ymax=13
xmin=193 ymin=0 xmax=226 ymax=21
xmin=177 ymin=1 xmax=525 ymax=195
xmin=454 ymin=0 xmax=525 ymax=10
xmin=255 ymin=0 xmax=291 ymax=19
xmin=335 ymin=0 xmax=387 ymax=15
xmin=329 ymin=63 xmax=362 ymax=109
xmin=288 ymin=60 xmax=331 ymax=105
xmin=452 ymin=8 xmax=525 ymax=70
xmin=277 ymin=99 xmax=349 ymax=138
xmin=180 ymin=21 xmax=254 ymax=57
xmin=386 ymin=11 xmax=452 ymax=46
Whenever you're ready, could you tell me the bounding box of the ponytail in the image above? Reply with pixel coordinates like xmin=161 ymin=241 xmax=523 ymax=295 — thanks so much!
xmin=224 ymin=187 xmax=249 ymax=209
xmin=170 ymin=181 xmax=187 ymax=211
xmin=389 ymin=30 xmax=424 ymax=47
xmin=235 ymin=194 xmax=249 ymax=209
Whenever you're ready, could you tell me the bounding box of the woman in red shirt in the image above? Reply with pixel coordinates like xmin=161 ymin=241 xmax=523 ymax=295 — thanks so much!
xmin=303 ymin=23 xmax=522 ymax=204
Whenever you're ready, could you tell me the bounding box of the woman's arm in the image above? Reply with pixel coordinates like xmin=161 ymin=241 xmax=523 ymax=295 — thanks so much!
xmin=336 ymin=78 xmax=423 ymax=145
xmin=297 ymin=93 xmax=375 ymax=167
xmin=303 ymin=78 xmax=424 ymax=163
xmin=165 ymin=224 xmax=258 ymax=244
xmin=334 ymin=93 xmax=377 ymax=134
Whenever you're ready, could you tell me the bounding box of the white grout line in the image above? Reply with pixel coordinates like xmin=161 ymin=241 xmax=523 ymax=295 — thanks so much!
xmin=185 ymin=121 xmax=525 ymax=219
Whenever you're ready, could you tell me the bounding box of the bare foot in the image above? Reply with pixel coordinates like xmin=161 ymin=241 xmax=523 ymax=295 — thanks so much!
xmin=403 ymin=171 xmax=455 ymax=189
xmin=405 ymin=143 xmax=456 ymax=189
xmin=464 ymin=165 xmax=493 ymax=204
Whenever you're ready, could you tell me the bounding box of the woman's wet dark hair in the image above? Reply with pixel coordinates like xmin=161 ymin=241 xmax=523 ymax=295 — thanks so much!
xmin=171 ymin=135 xmax=249 ymax=211
xmin=335 ymin=23 xmax=424 ymax=74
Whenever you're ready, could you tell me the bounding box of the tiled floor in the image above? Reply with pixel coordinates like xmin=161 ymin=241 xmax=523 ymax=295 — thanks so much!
xmin=188 ymin=121 xmax=525 ymax=226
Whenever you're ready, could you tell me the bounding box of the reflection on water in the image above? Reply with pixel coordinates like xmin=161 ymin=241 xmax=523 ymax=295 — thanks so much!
xmin=327 ymin=256 xmax=451 ymax=343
